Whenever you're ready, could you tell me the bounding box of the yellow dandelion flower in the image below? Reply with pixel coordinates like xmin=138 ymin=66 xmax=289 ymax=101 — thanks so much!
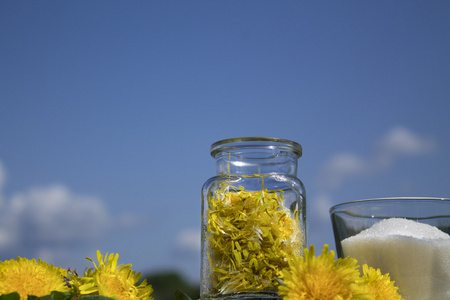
xmin=0 ymin=256 xmax=70 ymax=298
xmin=74 ymin=250 xmax=153 ymax=300
xmin=278 ymin=245 xmax=372 ymax=300
xmin=357 ymin=264 xmax=404 ymax=300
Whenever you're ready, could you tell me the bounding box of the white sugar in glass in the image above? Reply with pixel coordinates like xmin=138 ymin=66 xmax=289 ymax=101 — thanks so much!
xmin=342 ymin=218 xmax=450 ymax=300
xmin=330 ymin=198 xmax=450 ymax=300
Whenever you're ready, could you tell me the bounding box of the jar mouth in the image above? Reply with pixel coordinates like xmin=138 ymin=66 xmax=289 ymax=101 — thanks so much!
xmin=210 ymin=137 xmax=302 ymax=158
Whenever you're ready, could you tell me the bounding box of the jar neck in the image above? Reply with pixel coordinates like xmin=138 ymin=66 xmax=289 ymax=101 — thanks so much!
xmin=211 ymin=137 xmax=302 ymax=176
xmin=214 ymin=150 xmax=299 ymax=176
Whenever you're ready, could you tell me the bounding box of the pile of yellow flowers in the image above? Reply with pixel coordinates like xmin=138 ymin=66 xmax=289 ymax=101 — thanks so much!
xmin=0 ymin=251 xmax=153 ymax=300
xmin=206 ymin=185 xmax=303 ymax=294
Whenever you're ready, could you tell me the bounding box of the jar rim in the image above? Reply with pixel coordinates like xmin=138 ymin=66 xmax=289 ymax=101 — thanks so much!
xmin=210 ymin=137 xmax=302 ymax=158
xmin=329 ymin=197 xmax=450 ymax=214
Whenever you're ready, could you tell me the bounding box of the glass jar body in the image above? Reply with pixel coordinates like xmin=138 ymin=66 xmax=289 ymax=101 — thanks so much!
xmin=201 ymin=138 xmax=306 ymax=300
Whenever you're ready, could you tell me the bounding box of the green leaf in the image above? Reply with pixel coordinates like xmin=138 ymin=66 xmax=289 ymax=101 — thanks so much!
xmin=0 ymin=293 xmax=115 ymax=300
xmin=0 ymin=293 xmax=20 ymax=300
xmin=28 ymin=290 xmax=77 ymax=300
xmin=274 ymin=277 xmax=286 ymax=286
xmin=25 ymin=293 xmax=116 ymax=300
xmin=72 ymin=297 xmax=116 ymax=300
xmin=174 ymin=290 xmax=193 ymax=300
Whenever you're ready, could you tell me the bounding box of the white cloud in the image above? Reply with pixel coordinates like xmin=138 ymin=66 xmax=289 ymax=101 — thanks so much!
xmin=318 ymin=127 xmax=438 ymax=189
xmin=0 ymin=184 xmax=111 ymax=259
xmin=305 ymin=192 xmax=339 ymax=251
xmin=318 ymin=153 xmax=368 ymax=189
xmin=174 ymin=228 xmax=201 ymax=257
xmin=374 ymin=126 xmax=438 ymax=169
xmin=0 ymin=160 xmax=141 ymax=264
xmin=116 ymin=212 xmax=146 ymax=228
xmin=0 ymin=228 xmax=13 ymax=248
xmin=310 ymin=193 xmax=334 ymax=223
xmin=7 ymin=184 xmax=110 ymax=243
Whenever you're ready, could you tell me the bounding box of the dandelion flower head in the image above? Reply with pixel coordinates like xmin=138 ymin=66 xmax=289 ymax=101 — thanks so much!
xmin=357 ymin=264 xmax=404 ymax=300
xmin=74 ymin=250 xmax=153 ymax=300
xmin=0 ymin=256 xmax=70 ymax=298
xmin=278 ymin=245 xmax=371 ymax=300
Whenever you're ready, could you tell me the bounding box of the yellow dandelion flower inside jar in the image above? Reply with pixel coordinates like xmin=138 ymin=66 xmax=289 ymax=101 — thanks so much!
xmin=201 ymin=137 xmax=306 ymax=300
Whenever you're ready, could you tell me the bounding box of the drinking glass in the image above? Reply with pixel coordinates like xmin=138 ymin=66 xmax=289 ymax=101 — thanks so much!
xmin=330 ymin=197 xmax=450 ymax=300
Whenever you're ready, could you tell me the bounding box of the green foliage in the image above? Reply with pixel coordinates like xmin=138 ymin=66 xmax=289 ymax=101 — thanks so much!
xmin=66 ymin=297 xmax=115 ymax=300
xmin=0 ymin=292 xmax=115 ymax=300
xmin=174 ymin=290 xmax=193 ymax=300
xmin=0 ymin=293 xmax=20 ymax=300
xmin=28 ymin=291 xmax=76 ymax=300
xmin=143 ymin=271 xmax=199 ymax=300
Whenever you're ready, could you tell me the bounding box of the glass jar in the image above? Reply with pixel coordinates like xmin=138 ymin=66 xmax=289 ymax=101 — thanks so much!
xmin=201 ymin=137 xmax=306 ymax=300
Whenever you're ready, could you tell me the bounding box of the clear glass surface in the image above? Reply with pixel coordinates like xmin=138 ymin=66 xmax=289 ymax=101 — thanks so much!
xmin=201 ymin=137 xmax=306 ymax=300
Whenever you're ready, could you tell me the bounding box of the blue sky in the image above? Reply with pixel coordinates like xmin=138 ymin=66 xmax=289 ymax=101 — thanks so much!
xmin=1 ymin=1 xmax=450 ymax=282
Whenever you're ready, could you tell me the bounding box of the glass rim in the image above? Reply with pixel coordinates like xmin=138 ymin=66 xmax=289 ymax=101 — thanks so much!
xmin=329 ymin=197 xmax=450 ymax=214
xmin=210 ymin=137 xmax=302 ymax=158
